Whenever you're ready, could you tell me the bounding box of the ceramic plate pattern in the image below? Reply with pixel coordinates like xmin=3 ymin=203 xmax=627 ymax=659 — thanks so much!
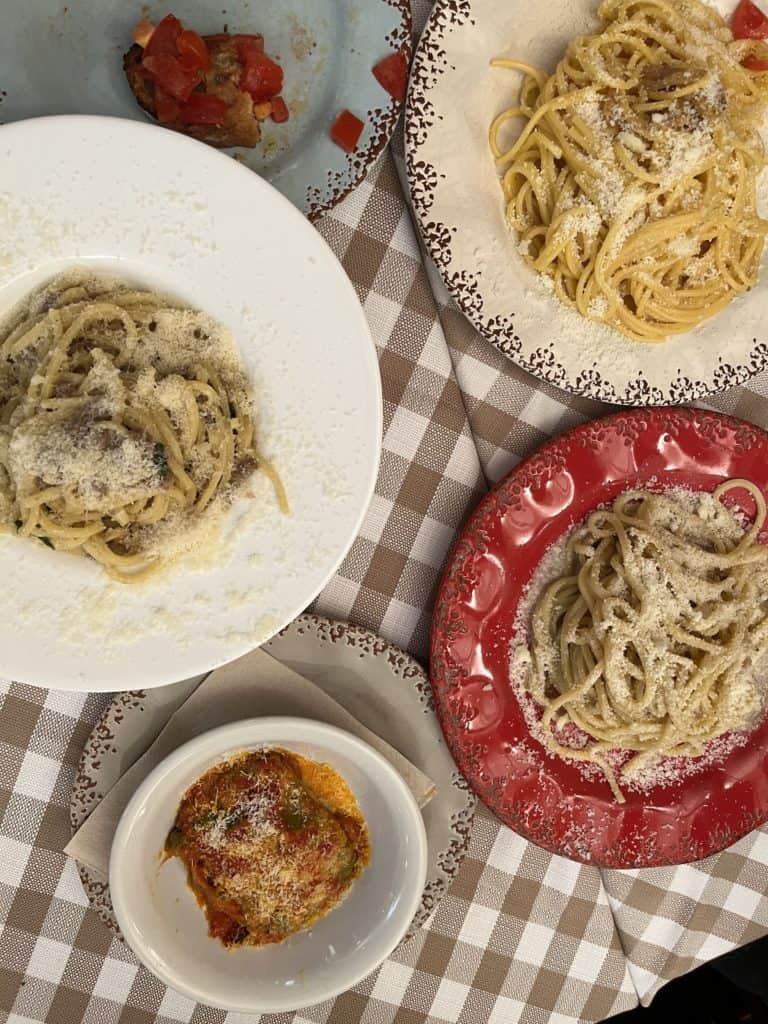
xmin=405 ymin=0 xmax=768 ymax=404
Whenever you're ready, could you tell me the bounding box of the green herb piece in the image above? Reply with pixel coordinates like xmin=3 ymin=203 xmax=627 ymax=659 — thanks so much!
xmin=153 ymin=443 xmax=169 ymax=480
xmin=194 ymin=810 xmax=220 ymax=829
xmin=271 ymin=912 xmax=291 ymax=935
xmin=225 ymin=810 xmax=246 ymax=831
xmin=335 ymin=848 xmax=358 ymax=882
xmin=165 ymin=826 xmax=186 ymax=852
xmin=282 ymin=790 xmax=312 ymax=831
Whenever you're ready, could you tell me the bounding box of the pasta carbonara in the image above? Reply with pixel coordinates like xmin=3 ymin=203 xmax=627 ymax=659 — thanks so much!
xmin=515 ymin=482 xmax=768 ymax=802
xmin=0 ymin=271 xmax=287 ymax=582
xmin=490 ymin=0 xmax=768 ymax=342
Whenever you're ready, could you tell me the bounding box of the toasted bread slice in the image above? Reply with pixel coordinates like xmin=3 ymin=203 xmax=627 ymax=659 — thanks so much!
xmin=123 ymin=35 xmax=264 ymax=148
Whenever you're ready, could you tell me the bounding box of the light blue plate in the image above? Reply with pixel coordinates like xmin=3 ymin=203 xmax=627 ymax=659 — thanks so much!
xmin=0 ymin=0 xmax=411 ymax=218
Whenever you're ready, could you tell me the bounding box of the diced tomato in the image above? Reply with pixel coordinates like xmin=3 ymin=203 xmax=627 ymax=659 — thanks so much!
xmin=240 ymin=53 xmax=284 ymax=101
xmin=732 ymin=0 xmax=768 ymax=38
xmin=271 ymin=96 xmax=290 ymax=123
xmin=744 ymin=53 xmax=768 ymax=69
xmin=177 ymin=29 xmax=211 ymax=71
xmin=234 ymin=34 xmax=265 ymax=65
xmin=133 ymin=18 xmax=156 ymax=48
xmin=154 ymin=86 xmax=181 ymax=123
xmin=180 ymin=93 xmax=229 ymax=125
xmin=331 ymin=110 xmax=364 ymax=152
xmin=143 ymin=13 xmax=182 ymax=57
xmin=177 ymin=51 xmax=201 ymax=73
xmin=372 ymin=52 xmax=409 ymax=103
xmin=143 ymin=54 xmax=199 ymax=102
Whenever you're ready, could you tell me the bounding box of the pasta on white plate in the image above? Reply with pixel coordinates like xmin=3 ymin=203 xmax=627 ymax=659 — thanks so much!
xmin=490 ymin=0 xmax=768 ymax=343
xmin=0 ymin=271 xmax=287 ymax=583
xmin=513 ymin=481 xmax=768 ymax=802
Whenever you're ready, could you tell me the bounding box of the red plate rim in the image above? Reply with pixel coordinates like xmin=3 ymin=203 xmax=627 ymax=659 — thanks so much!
xmin=430 ymin=407 xmax=768 ymax=868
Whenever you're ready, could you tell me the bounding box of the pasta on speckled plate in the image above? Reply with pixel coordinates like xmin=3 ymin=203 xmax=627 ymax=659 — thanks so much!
xmin=490 ymin=0 xmax=768 ymax=343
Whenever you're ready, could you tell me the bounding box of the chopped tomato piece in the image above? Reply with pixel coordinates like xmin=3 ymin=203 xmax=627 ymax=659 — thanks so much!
xmin=270 ymin=96 xmax=290 ymax=123
xmin=744 ymin=52 xmax=768 ymax=69
xmin=177 ymin=29 xmax=211 ymax=71
xmin=240 ymin=53 xmax=284 ymax=101
xmin=373 ymin=52 xmax=408 ymax=103
xmin=133 ymin=18 xmax=156 ymax=48
xmin=154 ymin=86 xmax=181 ymax=123
xmin=234 ymin=34 xmax=265 ymax=65
xmin=732 ymin=0 xmax=768 ymax=38
xmin=143 ymin=13 xmax=182 ymax=57
xmin=143 ymin=54 xmax=199 ymax=102
xmin=177 ymin=51 xmax=205 ymax=74
xmin=331 ymin=110 xmax=364 ymax=152
xmin=180 ymin=93 xmax=229 ymax=125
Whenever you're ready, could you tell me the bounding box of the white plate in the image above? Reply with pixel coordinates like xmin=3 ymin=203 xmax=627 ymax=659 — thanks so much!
xmin=0 ymin=0 xmax=411 ymax=219
xmin=109 ymin=717 xmax=428 ymax=1014
xmin=0 ymin=115 xmax=381 ymax=691
xmin=405 ymin=0 xmax=768 ymax=405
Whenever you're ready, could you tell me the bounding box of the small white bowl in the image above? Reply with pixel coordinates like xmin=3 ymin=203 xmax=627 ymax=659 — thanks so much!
xmin=109 ymin=718 xmax=427 ymax=1013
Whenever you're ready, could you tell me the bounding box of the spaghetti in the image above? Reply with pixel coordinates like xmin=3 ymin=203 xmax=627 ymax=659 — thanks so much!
xmin=0 ymin=271 xmax=287 ymax=582
xmin=490 ymin=0 xmax=768 ymax=343
xmin=519 ymin=481 xmax=768 ymax=802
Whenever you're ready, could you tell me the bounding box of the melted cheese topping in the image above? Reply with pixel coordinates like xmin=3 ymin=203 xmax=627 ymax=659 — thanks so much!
xmin=164 ymin=747 xmax=370 ymax=947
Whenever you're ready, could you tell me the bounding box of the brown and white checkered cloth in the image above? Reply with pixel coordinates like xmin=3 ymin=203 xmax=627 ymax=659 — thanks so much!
xmin=4 ymin=4 xmax=768 ymax=1019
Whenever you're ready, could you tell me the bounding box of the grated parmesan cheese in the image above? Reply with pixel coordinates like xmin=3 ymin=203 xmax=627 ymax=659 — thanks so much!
xmin=166 ymin=748 xmax=371 ymax=947
xmin=508 ymin=485 xmax=768 ymax=795
xmin=0 ymin=270 xmax=264 ymax=575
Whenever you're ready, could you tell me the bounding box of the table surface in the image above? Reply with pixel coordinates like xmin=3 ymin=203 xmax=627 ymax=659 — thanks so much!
xmin=4 ymin=3 xmax=768 ymax=1022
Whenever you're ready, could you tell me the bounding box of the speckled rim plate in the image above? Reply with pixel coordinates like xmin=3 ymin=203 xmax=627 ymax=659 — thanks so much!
xmin=70 ymin=615 xmax=475 ymax=941
xmin=0 ymin=0 xmax=411 ymax=220
xmin=0 ymin=116 xmax=381 ymax=691
xmin=405 ymin=0 xmax=768 ymax=405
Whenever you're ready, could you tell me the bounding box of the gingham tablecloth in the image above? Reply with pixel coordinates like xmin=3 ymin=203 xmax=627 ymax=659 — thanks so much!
xmin=4 ymin=4 xmax=768 ymax=1020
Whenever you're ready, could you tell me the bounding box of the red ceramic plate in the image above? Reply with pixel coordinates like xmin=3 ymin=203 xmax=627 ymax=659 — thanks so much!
xmin=430 ymin=408 xmax=768 ymax=868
